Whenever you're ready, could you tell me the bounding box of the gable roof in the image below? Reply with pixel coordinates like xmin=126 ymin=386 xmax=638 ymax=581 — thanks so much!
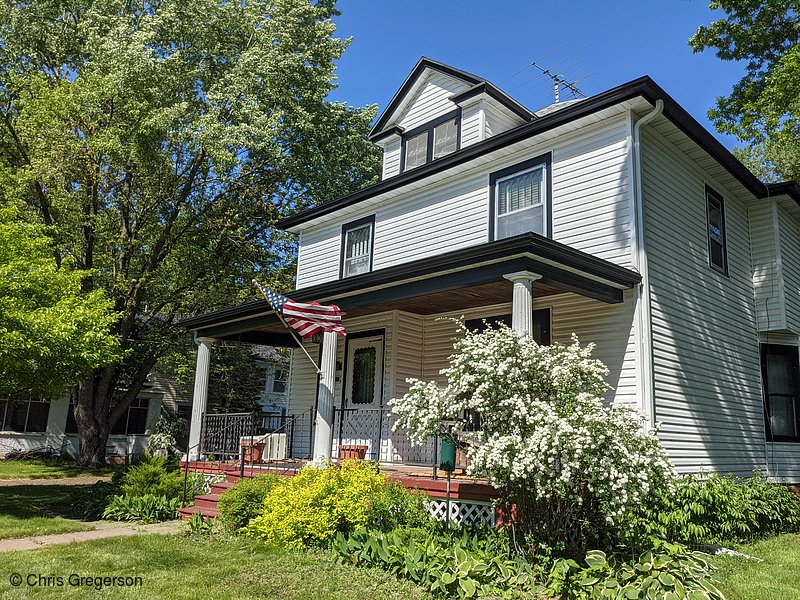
xmin=279 ymin=74 xmax=799 ymax=231
xmin=368 ymin=57 xmax=533 ymax=140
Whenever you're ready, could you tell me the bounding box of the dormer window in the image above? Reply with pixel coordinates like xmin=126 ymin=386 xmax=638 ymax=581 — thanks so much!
xmin=340 ymin=216 xmax=375 ymax=278
xmin=401 ymin=110 xmax=460 ymax=171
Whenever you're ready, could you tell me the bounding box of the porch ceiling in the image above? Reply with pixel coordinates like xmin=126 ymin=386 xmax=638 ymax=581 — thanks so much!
xmin=179 ymin=233 xmax=641 ymax=346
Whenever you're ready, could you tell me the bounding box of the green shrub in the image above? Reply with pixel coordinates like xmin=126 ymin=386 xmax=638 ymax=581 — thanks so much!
xmin=545 ymin=540 xmax=724 ymax=600
xmin=102 ymin=494 xmax=180 ymax=523
xmin=332 ymin=526 xmax=534 ymax=599
xmin=245 ymin=460 xmax=431 ymax=548
xmin=118 ymin=454 xmax=205 ymax=501
xmin=626 ymin=473 xmax=800 ymax=545
xmin=72 ymin=480 xmax=121 ymax=520
xmin=218 ymin=474 xmax=283 ymax=531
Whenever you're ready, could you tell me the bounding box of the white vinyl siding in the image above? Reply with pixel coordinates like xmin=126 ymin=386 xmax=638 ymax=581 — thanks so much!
xmin=777 ymin=206 xmax=800 ymax=334
xmin=396 ymin=72 xmax=469 ymax=132
xmin=750 ymin=202 xmax=785 ymax=332
xmin=484 ymin=101 xmax=526 ymax=138
xmin=641 ymin=128 xmax=765 ymax=476
xmin=766 ymin=442 xmax=800 ymax=482
xmin=459 ymin=101 xmax=484 ymax=147
xmin=381 ymin=138 xmax=402 ymax=180
xmin=294 ymin=115 xmax=633 ymax=288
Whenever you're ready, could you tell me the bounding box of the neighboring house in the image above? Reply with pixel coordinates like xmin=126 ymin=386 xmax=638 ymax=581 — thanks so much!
xmin=253 ymin=345 xmax=290 ymax=416
xmin=0 ymin=372 xmax=191 ymax=460
xmin=180 ymin=58 xmax=800 ymax=482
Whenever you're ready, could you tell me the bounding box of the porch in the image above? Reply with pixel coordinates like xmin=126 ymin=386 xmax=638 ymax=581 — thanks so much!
xmin=178 ymin=232 xmax=642 ymax=475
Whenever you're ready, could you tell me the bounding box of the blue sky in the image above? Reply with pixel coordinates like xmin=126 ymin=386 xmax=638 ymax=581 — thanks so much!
xmin=327 ymin=0 xmax=745 ymax=149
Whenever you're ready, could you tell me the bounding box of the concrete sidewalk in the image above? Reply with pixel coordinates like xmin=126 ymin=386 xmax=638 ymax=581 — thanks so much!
xmin=0 ymin=476 xmax=111 ymax=487
xmin=0 ymin=520 xmax=182 ymax=552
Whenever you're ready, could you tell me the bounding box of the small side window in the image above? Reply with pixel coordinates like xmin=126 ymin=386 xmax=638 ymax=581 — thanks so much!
xmin=340 ymin=216 xmax=374 ymax=278
xmin=706 ymin=186 xmax=727 ymax=274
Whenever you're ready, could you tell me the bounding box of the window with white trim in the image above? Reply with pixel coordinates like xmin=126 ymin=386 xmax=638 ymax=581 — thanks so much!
xmin=271 ymin=368 xmax=287 ymax=394
xmin=0 ymin=398 xmax=49 ymax=433
xmin=494 ymin=163 xmax=547 ymax=239
xmin=341 ymin=217 xmax=374 ymax=278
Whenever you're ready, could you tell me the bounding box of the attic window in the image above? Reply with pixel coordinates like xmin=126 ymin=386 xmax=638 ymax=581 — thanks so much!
xmin=401 ymin=110 xmax=460 ymax=171
xmin=705 ymin=186 xmax=727 ymax=275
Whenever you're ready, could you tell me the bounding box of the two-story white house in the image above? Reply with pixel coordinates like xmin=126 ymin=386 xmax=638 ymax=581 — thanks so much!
xmin=181 ymin=58 xmax=800 ymax=482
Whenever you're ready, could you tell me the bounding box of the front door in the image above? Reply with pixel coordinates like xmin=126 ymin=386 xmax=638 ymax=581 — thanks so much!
xmin=338 ymin=333 xmax=384 ymax=460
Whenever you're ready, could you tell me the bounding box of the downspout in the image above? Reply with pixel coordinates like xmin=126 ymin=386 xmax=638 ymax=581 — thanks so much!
xmin=631 ymin=99 xmax=663 ymax=431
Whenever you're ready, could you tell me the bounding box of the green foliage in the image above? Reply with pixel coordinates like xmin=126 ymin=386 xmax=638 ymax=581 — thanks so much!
xmin=545 ymin=541 xmax=724 ymax=600
xmin=0 ymin=207 xmax=121 ymax=399
xmin=146 ymin=407 xmax=189 ymax=457
xmin=332 ymin=526 xmax=535 ymax=599
xmin=72 ymin=480 xmax=121 ymax=520
xmin=119 ymin=454 xmax=205 ymax=500
xmin=0 ymin=0 xmax=380 ymax=463
xmin=625 ymin=473 xmax=800 ymax=545
xmin=218 ymin=473 xmax=283 ymax=531
xmin=102 ymin=494 xmax=180 ymax=523
xmin=689 ymin=1 xmax=800 ymax=182
xmin=245 ymin=461 xmax=431 ymax=548
xmin=185 ymin=513 xmax=215 ymax=536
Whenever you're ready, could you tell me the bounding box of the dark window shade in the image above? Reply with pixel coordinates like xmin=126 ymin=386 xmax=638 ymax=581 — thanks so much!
xmin=25 ymin=402 xmax=49 ymax=433
xmin=762 ymin=344 xmax=800 ymax=442
xmin=351 ymin=347 xmax=376 ymax=404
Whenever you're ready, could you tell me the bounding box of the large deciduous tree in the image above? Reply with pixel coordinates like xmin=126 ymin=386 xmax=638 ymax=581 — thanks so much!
xmin=0 ymin=0 xmax=381 ymax=466
xmin=689 ymin=1 xmax=800 ymax=181
xmin=0 ymin=207 xmax=121 ymax=399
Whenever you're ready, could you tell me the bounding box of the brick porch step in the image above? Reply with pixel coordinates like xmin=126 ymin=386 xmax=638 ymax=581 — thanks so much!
xmin=178 ymin=505 xmax=219 ymax=520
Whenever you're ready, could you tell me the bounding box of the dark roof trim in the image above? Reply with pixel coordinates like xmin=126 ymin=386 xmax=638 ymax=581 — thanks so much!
xmin=370 ymin=125 xmax=405 ymax=144
xmin=450 ymin=82 xmax=533 ymax=122
xmin=281 ymin=75 xmax=791 ymax=231
xmin=369 ymin=57 xmax=484 ymax=138
xmin=179 ymin=233 xmax=641 ymax=331
xmin=765 ymin=181 xmax=800 ymax=205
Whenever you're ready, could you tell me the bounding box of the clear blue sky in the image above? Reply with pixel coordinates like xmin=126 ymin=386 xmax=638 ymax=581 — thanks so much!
xmin=327 ymin=0 xmax=744 ymax=149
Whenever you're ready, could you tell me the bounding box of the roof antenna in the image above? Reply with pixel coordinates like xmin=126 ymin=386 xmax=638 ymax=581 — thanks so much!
xmin=532 ymin=61 xmax=585 ymax=103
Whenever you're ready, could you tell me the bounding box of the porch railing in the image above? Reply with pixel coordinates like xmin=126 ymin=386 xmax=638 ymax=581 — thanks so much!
xmin=333 ymin=407 xmax=448 ymax=476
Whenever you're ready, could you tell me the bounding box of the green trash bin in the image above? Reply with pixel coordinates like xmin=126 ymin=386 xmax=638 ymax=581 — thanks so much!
xmin=439 ymin=436 xmax=456 ymax=472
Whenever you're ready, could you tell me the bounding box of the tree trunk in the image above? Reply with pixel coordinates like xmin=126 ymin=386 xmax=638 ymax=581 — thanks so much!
xmin=74 ymin=371 xmax=115 ymax=468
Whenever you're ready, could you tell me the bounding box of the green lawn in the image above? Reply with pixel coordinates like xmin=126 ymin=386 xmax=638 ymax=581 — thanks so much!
xmin=0 ymin=484 xmax=94 ymax=539
xmin=0 ymin=533 xmax=433 ymax=599
xmin=0 ymin=459 xmax=114 ymax=480
xmin=714 ymin=534 xmax=800 ymax=600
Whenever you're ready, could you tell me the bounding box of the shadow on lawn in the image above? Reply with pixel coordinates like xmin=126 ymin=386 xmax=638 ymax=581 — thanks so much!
xmin=0 ymin=484 xmax=90 ymax=520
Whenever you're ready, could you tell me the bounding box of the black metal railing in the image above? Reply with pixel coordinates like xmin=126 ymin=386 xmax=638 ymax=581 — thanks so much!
xmin=333 ymin=407 xmax=456 ymax=476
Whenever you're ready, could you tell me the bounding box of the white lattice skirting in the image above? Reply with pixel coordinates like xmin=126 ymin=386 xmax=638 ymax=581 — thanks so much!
xmin=425 ymin=499 xmax=495 ymax=526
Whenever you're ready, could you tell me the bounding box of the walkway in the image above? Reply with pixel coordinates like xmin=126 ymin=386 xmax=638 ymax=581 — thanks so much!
xmin=0 ymin=476 xmax=111 ymax=487
xmin=0 ymin=520 xmax=182 ymax=552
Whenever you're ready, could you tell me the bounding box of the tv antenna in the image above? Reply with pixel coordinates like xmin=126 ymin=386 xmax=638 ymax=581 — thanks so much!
xmin=532 ymin=61 xmax=586 ymax=103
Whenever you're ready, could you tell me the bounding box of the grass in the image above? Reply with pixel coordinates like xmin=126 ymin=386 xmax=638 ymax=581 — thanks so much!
xmin=0 ymin=533 xmax=433 ymax=599
xmin=0 ymin=458 xmax=114 ymax=480
xmin=713 ymin=534 xmax=800 ymax=600
xmin=0 ymin=484 xmax=94 ymax=539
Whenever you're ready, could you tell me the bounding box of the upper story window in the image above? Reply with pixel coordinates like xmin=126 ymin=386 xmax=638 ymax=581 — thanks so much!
xmin=401 ymin=111 xmax=460 ymax=171
xmin=271 ymin=368 xmax=287 ymax=394
xmin=340 ymin=216 xmax=375 ymax=278
xmin=762 ymin=344 xmax=799 ymax=442
xmin=490 ymin=154 xmax=551 ymax=240
xmin=706 ymin=185 xmax=728 ymax=274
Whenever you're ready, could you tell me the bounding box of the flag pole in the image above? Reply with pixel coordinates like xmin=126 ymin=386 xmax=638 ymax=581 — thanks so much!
xmin=252 ymin=280 xmax=322 ymax=374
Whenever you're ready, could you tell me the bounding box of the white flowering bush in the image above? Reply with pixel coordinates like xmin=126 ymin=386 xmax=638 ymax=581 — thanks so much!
xmin=390 ymin=322 xmax=674 ymax=555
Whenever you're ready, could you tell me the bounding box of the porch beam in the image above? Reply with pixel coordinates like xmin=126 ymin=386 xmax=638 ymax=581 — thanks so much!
xmin=503 ymin=271 xmax=543 ymax=336
xmin=312 ymin=331 xmax=338 ymax=463
xmin=187 ymin=337 xmax=214 ymax=461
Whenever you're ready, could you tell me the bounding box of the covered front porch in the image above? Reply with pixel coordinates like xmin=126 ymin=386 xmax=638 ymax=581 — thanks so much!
xmin=179 ymin=232 xmax=641 ymax=473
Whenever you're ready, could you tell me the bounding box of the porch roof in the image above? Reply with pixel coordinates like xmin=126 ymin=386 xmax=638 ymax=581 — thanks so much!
xmin=179 ymin=233 xmax=641 ymax=347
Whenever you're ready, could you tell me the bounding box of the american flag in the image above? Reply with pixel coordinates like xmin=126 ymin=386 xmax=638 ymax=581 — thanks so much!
xmin=255 ymin=283 xmax=345 ymax=339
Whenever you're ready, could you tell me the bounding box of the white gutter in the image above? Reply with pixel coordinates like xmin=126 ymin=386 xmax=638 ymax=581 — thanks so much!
xmin=631 ymin=99 xmax=663 ymax=430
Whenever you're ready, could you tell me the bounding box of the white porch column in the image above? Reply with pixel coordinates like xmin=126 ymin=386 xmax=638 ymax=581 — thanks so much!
xmin=187 ymin=337 xmax=214 ymax=461
xmin=312 ymin=331 xmax=338 ymax=463
xmin=503 ymin=271 xmax=543 ymax=336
